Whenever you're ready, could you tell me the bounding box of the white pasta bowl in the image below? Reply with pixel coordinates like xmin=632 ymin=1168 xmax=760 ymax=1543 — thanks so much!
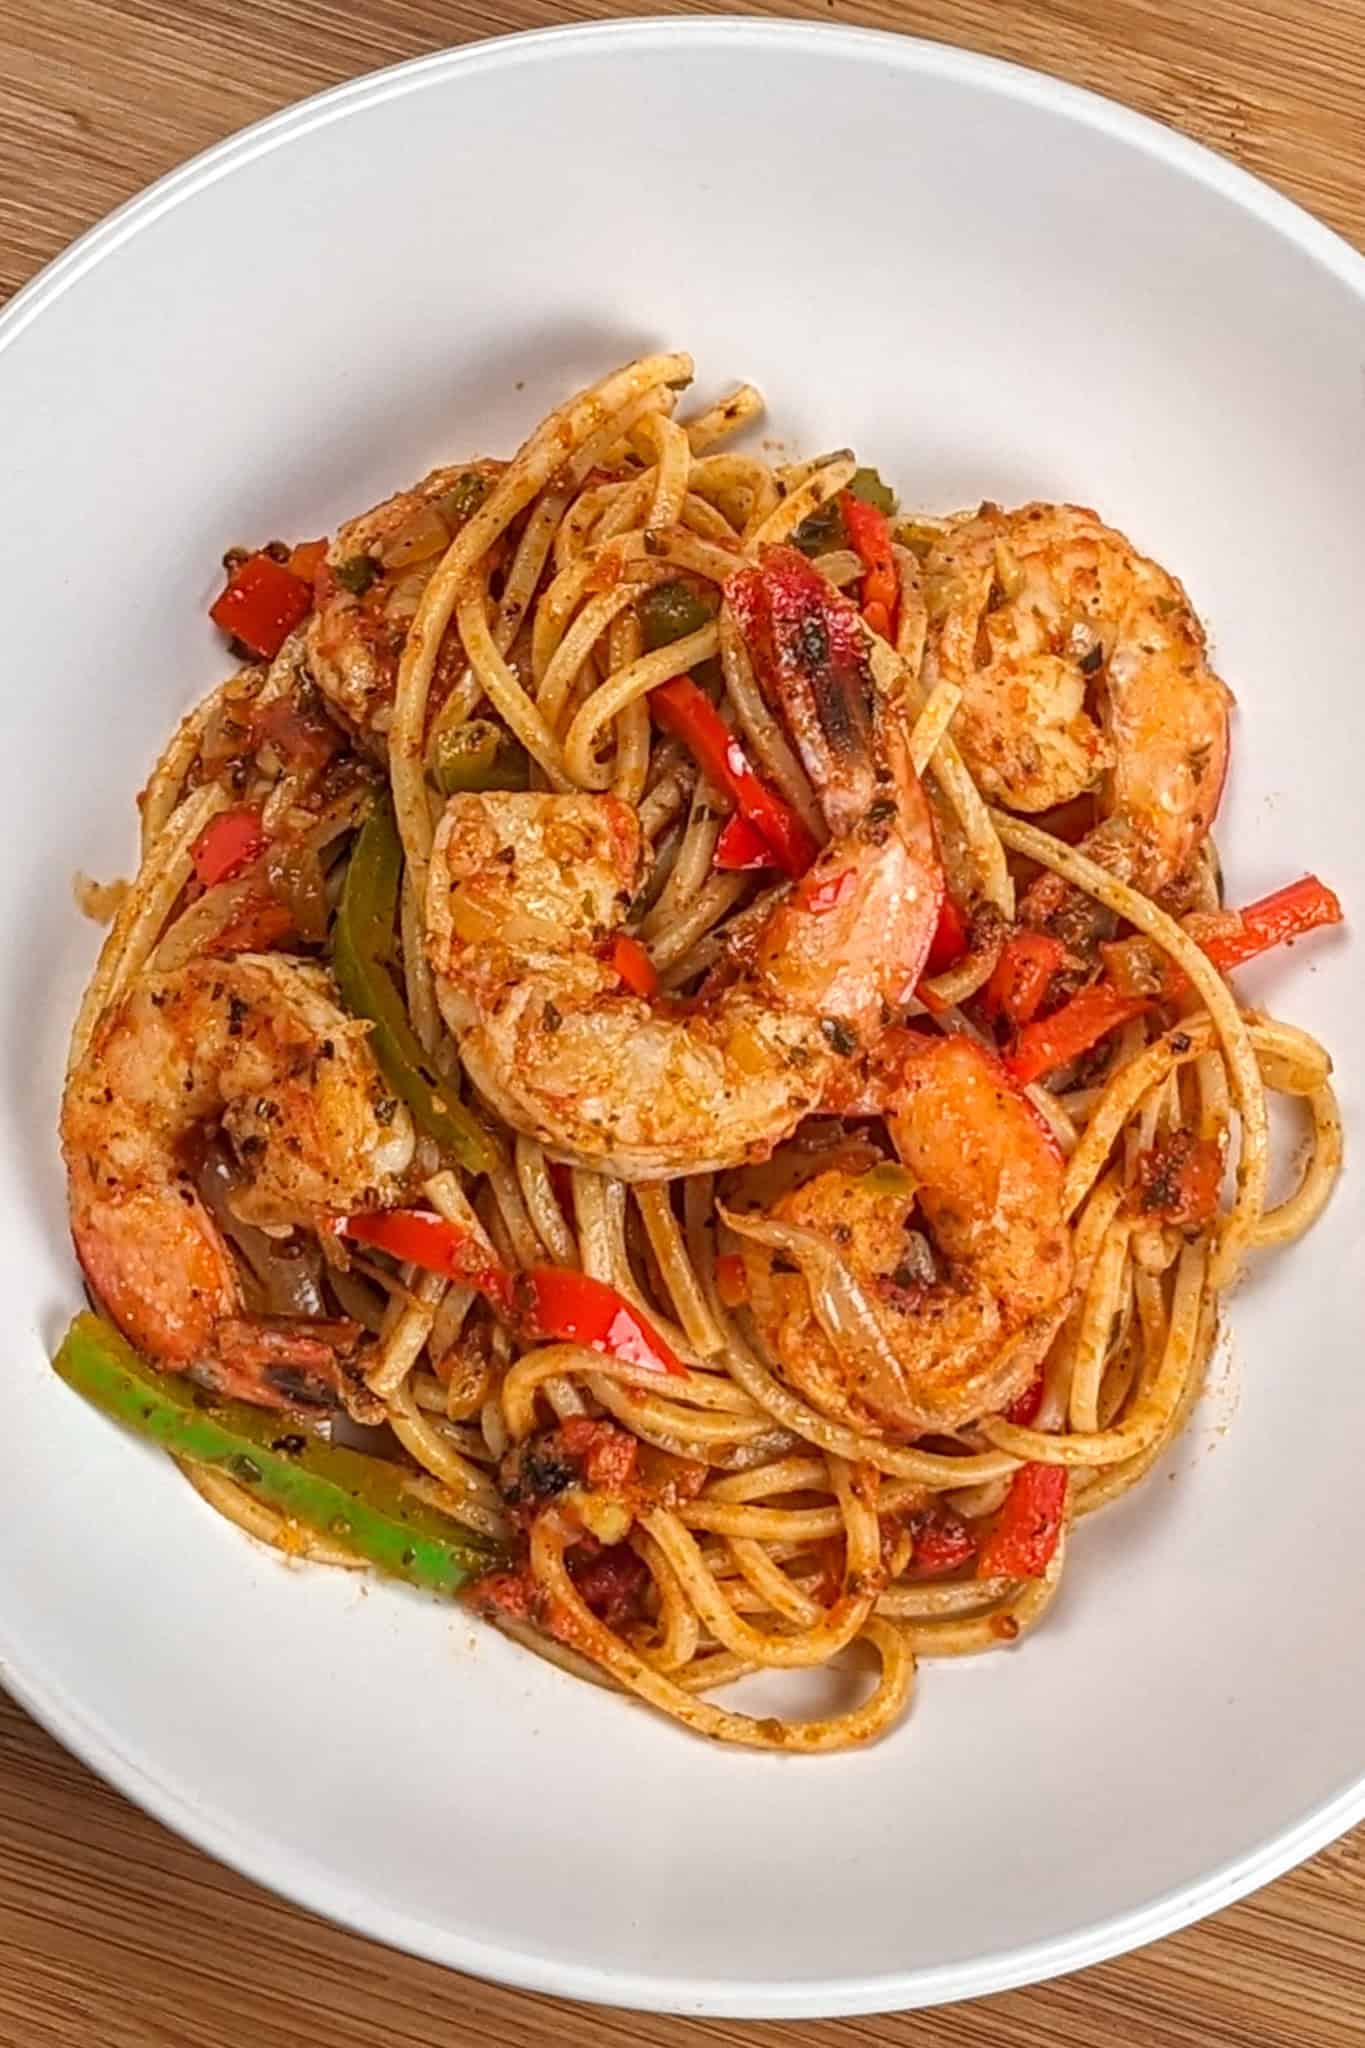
xmin=0 ymin=18 xmax=1361 ymax=2018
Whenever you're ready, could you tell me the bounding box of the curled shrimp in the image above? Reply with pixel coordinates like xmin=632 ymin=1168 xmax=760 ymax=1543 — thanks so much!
xmin=308 ymin=461 xmax=503 ymax=745
xmin=921 ymin=503 xmax=1231 ymax=902
xmin=61 ymin=954 xmax=415 ymax=1412
xmin=425 ymin=549 xmax=944 ymax=1178
xmin=725 ymin=1034 xmax=1073 ymax=1435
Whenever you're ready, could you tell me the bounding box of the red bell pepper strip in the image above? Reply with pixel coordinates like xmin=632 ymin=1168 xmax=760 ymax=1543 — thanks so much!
xmin=210 ymin=551 xmax=314 ymax=660
xmin=1105 ymin=874 xmax=1342 ymax=1006
xmin=839 ymin=490 xmax=899 ymax=639
xmin=713 ymin=813 xmax=775 ymax=871
xmin=976 ymin=1464 xmax=1068 ymax=1579
xmin=610 ymin=934 xmax=659 ymax=998
xmin=650 ymin=676 xmax=820 ymax=879
xmin=1197 ymin=874 xmax=1342 ymax=975
xmin=517 ymin=1267 xmax=685 ymax=1377
xmin=343 ymin=1210 xmax=511 ymax=1302
xmin=341 ymin=1212 xmax=686 ymax=1378
xmin=1005 ymin=985 xmax=1150 ymax=1085
xmin=983 ymin=931 xmax=1069 ymax=1029
xmin=190 ymin=805 xmax=268 ymax=888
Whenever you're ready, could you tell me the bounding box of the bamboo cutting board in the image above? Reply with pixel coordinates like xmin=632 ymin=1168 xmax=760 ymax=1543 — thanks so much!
xmin=2 ymin=4 xmax=1363 ymax=2042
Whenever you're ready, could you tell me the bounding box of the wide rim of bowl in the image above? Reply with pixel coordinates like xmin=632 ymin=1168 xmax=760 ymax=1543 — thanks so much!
xmin=3 ymin=16 xmax=1364 ymax=2018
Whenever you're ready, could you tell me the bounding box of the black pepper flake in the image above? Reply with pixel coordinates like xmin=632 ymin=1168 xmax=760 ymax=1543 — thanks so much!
xmin=542 ymin=1000 xmax=563 ymax=1032
xmin=820 ymin=1017 xmax=858 ymax=1056
xmin=226 ymin=992 xmax=249 ymax=1038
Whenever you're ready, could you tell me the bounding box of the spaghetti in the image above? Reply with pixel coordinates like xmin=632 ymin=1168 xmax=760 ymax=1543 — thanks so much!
xmin=57 ymin=355 xmax=1343 ymax=1752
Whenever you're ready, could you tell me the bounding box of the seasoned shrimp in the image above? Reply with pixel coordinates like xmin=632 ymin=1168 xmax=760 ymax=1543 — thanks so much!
xmin=426 ymin=550 xmax=944 ymax=1178
xmin=727 ymin=1034 xmax=1073 ymax=1434
xmin=308 ymin=461 xmax=502 ymax=744
xmin=921 ymin=503 xmax=1231 ymax=899
xmin=62 ymin=954 xmax=415 ymax=1411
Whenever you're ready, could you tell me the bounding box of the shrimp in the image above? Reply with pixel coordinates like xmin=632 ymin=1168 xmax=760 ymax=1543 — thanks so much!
xmin=425 ymin=549 xmax=944 ymax=1179
xmin=921 ymin=503 xmax=1231 ymax=904
xmin=61 ymin=954 xmax=416 ymax=1412
xmin=308 ymin=461 xmax=502 ymax=745
xmin=726 ymin=1034 xmax=1073 ymax=1435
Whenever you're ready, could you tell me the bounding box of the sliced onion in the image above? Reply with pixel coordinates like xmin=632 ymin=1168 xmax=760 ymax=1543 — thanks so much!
xmin=379 ymin=501 xmax=451 ymax=570
xmin=197 ymin=1146 xmax=327 ymax=1317
xmin=718 ymin=1201 xmax=909 ymax=1390
xmin=153 ymin=863 xmax=271 ymax=971
xmin=266 ymin=839 xmax=329 ymax=943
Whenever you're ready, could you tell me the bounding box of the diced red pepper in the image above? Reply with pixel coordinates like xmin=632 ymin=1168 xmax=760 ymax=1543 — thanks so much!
xmin=905 ymin=1503 xmax=978 ymax=1578
xmin=983 ymin=931 xmax=1069 ymax=1029
xmin=190 ymin=806 xmax=268 ymax=888
xmin=976 ymin=1464 xmax=1067 ymax=1579
xmin=650 ymin=676 xmax=820 ymax=879
xmin=1005 ymin=985 xmax=1150 ymax=1085
xmin=1134 ymin=1130 xmax=1224 ymax=1228
xmin=342 ymin=1210 xmax=511 ymax=1302
xmin=210 ymin=551 xmax=314 ymax=660
xmin=518 ymin=1266 xmax=686 ymax=1378
xmin=561 ymin=1416 xmax=639 ymax=1495
xmin=570 ymin=1541 xmax=649 ymax=1628
xmin=610 ymin=933 xmax=659 ymax=998
xmin=714 ymin=1253 xmax=749 ymax=1308
xmin=713 ymin=813 xmax=775 ymax=871
xmin=839 ymin=490 xmax=899 ymax=640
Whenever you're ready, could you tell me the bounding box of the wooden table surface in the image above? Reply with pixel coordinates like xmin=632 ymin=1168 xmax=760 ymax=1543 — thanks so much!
xmin=3 ymin=2 xmax=1364 ymax=2042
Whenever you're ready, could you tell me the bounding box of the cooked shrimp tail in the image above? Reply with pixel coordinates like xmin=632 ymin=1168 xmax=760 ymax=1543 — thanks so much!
xmin=728 ymin=545 xmax=944 ymax=1027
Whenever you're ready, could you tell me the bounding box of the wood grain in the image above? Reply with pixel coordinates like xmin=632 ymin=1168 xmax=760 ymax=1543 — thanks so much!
xmin=1 ymin=3 xmax=1363 ymax=2042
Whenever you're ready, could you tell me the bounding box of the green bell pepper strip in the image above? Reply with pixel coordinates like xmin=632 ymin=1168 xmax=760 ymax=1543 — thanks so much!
xmin=53 ymin=1314 xmax=502 ymax=1595
xmin=332 ymin=800 xmax=494 ymax=1175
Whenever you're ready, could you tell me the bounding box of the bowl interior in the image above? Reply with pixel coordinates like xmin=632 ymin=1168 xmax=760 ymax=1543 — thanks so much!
xmin=1 ymin=20 xmax=1362 ymax=2017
